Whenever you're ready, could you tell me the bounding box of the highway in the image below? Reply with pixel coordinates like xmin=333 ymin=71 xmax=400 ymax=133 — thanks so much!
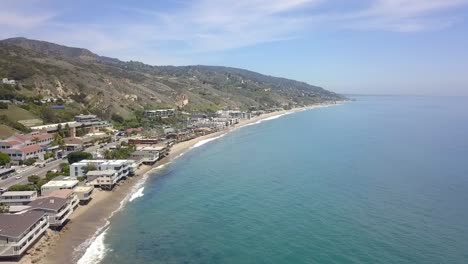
xmin=0 ymin=158 xmax=65 ymax=189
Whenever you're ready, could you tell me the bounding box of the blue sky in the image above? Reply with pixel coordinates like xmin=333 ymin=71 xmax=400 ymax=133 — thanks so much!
xmin=1 ymin=0 xmax=468 ymax=95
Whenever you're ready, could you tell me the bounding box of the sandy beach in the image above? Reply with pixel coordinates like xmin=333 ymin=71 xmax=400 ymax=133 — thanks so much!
xmin=8 ymin=104 xmax=332 ymax=264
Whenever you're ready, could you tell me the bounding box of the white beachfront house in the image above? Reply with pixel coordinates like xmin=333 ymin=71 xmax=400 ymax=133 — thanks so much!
xmin=40 ymin=177 xmax=79 ymax=196
xmin=73 ymin=185 xmax=94 ymax=203
xmin=86 ymin=170 xmax=120 ymax=189
xmin=0 ymin=191 xmax=38 ymax=206
xmin=70 ymin=159 xmax=136 ymax=178
xmin=131 ymin=146 xmax=160 ymax=165
xmin=0 ymin=211 xmax=49 ymax=258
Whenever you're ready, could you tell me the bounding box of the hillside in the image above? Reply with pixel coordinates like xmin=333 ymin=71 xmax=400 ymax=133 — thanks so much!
xmin=0 ymin=37 xmax=344 ymax=133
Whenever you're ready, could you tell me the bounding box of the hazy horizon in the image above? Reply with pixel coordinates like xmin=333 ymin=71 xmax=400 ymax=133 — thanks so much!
xmin=1 ymin=0 xmax=468 ymax=96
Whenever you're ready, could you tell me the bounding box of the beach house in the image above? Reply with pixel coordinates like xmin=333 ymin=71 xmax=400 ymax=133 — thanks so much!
xmin=86 ymin=170 xmax=120 ymax=189
xmin=45 ymin=189 xmax=79 ymax=211
xmin=73 ymin=186 xmax=94 ymax=203
xmin=40 ymin=177 xmax=79 ymax=196
xmin=131 ymin=146 xmax=160 ymax=165
xmin=0 ymin=191 xmax=38 ymax=206
xmin=27 ymin=196 xmax=74 ymax=227
xmin=0 ymin=211 xmax=49 ymax=258
xmin=70 ymin=159 xmax=136 ymax=178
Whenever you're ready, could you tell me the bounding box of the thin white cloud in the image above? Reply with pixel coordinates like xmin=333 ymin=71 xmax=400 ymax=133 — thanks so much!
xmin=0 ymin=0 xmax=467 ymax=63
xmin=342 ymin=0 xmax=468 ymax=32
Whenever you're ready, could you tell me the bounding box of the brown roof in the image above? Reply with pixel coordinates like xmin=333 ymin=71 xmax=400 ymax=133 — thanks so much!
xmin=45 ymin=189 xmax=74 ymax=199
xmin=0 ymin=211 xmax=45 ymax=238
xmin=6 ymin=140 xmax=22 ymax=146
xmin=64 ymin=137 xmax=84 ymax=145
xmin=28 ymin=197 xmax=68 ymax=212
xmin=18 ymin=144 xmax=42 ymax=154
xmin=30 ymin=134 xmax=54 ymax=141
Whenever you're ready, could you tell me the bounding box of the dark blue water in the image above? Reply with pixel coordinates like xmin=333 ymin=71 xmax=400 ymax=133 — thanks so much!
xmin=89 ymin=96 xmax=468 ymax=264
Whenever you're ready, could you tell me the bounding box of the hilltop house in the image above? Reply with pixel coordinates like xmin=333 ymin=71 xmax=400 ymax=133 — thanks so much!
xmin=1 ymin=78 xmax=16 ymax=85
xmin=143 ymin=109 xmax=175 ymax=119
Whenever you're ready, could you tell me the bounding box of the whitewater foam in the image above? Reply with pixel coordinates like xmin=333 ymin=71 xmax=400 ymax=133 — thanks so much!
xmin=77 ymin=227 xmax=110 ymax=264
xmin=128 ymin=187 xmax=144 ymax=202
xmin=76 ymin=163 xmax=169 ymax=264
xmin=190 ymin=133 xmax=226 ymax=149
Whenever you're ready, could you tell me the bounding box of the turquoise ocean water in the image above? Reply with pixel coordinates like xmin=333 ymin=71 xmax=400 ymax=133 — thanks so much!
xmin=81 ymin=96 xmax=468 ymax=264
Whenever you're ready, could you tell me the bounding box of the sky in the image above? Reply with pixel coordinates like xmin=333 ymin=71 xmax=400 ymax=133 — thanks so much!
xmin=1 ymin=0 xmax=468 ymax=96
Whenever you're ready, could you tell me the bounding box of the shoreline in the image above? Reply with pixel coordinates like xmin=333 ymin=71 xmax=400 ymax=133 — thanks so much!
xmin=11 ymin=103 xmax=339 ymax=264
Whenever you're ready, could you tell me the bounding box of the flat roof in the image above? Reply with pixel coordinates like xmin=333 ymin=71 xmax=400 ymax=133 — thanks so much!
xmin=45 ymin=189 xmax=74 ymax=199
xmin=135 ymin=146 xmax=163 ymax=151
xmin=74 ymin=186 xmax=94 ymax=192
xmin=75 ymin=114 xmax=97 ymax=118
xmin=0 ymin=211 xmax=46 ymax=238
xmin=1 ymin=191 xmax=36 ymax=197
xmin=7 ymin=205 xmax=32 ymax=213
xmin=42 ymin=180 xmax=79 ymax=188
xmin=74 ymin=159 xmax=132 ymax=165
xmin=28 ymin=197 xmax=68 ymax=211
xmin=144 ymin=109 xmax=175 ymax=112
xmin=86 ymin=170 xmax=116 ymax=176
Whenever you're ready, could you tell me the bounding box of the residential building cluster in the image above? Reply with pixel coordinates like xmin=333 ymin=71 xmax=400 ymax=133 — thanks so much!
xmin=0 ymin=132 xmax=54 ymax=164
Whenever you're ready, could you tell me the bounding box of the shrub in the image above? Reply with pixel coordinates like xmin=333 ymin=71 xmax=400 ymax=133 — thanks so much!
xmin=0 ymin=153 xmax=10 ymax=165
xmin=23 ymin=158 xmax=36 ymax=166
xmin=8 ymin=184 xmax=36 ymax=192
xmin=67 ymin=151 xmax=93 ymax=164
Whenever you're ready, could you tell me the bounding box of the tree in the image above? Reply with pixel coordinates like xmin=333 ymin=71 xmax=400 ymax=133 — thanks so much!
xmin=23 ymin=158 xmax=36 ymax=166
xmin=44 ymin=152 xmax=55 ymax=159
xmin=52 ymin=133 xmax=65 ymax=148
xmin=0 ymin=203 xmax=9 ymax=213
xmin=77 ymin=176 xmax=86 ymax=182
xmin=67 ymin=151 xmax=93 ymax=164
xmin=111 ymin=113 xmax=124 ymax=124
xmin=0 ymin=153 xmax=11 ymax=165
xmin=82 ymin=164 xmax=97 ymax=174
xmin=8 ymin=184 xmax=36 ymax=191
xmin=60 ymin=163 xmax=70 ymax=174
xmin=28 ymin=175 xmax=40 ymax=185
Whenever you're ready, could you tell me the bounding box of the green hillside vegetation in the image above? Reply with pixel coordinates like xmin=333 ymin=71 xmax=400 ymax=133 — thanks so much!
xmin=0 ymin=104 xmax=37 ymax=121
xmin=0 ymin=124 xmax=17 ymax=138
xmin=0 ymin=37 xmax=345 ymax=134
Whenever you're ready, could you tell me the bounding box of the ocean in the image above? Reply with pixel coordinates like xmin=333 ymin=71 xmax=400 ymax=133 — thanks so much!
xmin=80 ymin=96 xmax=468 ymax=264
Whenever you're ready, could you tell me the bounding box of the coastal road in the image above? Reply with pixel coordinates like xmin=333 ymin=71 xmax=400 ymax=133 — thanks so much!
xmin=0 ymin=158 xmax=65 ymax=189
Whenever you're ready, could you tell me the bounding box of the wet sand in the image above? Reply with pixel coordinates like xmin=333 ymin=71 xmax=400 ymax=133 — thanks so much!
xmin=10 ymin=105 xmax=331 ymax=264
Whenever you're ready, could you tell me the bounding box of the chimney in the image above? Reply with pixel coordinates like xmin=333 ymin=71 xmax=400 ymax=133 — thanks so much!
xmin=50 ymin=199 xmax=54 ymax=204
